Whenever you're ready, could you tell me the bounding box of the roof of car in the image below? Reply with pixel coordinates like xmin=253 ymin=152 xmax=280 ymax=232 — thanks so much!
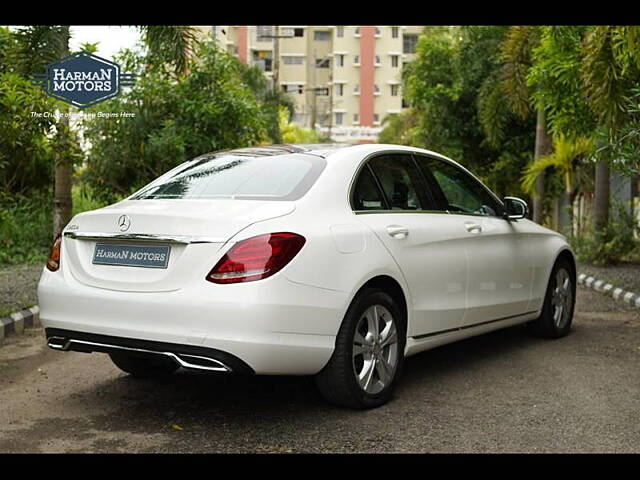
xmin=215 ymin=143 xmax=353 ymax=159
xmin=211 ymin=143 xmax=452 ymax=162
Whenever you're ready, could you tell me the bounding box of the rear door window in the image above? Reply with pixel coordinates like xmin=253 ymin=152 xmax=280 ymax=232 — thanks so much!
xmin=368 ymin=154 xmax=432 ymax=211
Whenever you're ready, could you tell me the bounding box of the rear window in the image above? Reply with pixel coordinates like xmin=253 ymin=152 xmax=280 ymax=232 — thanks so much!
xmin=131 ymin=153 xmax=326 ymax=201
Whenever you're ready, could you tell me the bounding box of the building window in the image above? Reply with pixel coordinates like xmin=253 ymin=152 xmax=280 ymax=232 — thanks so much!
xmin=354 ymin=84 xmax=360 ymax=94
xmin=403 ymin=34 xmax=418 ymax=54
xmin=375 ymin=27 xmax=381 ymax=37
xmin=315 ymin=57 xmax=330 ymax=68
xmin=354 ymin=55 xmax=360 ymax=65
xmin=391 ymin=55 xmax=399 ymax=68
xmin=392 ymin=26 xmax=399 ymax=38
xmin=354 ymin=27 xmax=360 ymax=36
xmin=335 ymin=112 xmax=344 ymax=125
xmin=282 ymin=56 xmax=304 ymax=65
xmin=282 ymin=84 xmax=304 ymax=94
xmin=374 ymin=113 xmax=380 ymax=124
xmin=336 ymin=84 xmax=344 ymax=96
xmin=293 ymin=28 xmax=304 ymax=37
xmin=353 ymin=113 xmax=359 ymax=124
xmin=336 ymin=54 xmax=344 ymax=67
xmin=336 ymin=26 xmax=344 ymax=38
xmin=391 ymin=84 xmax=399 ymax=96
xmin=257 ymin=26 xmax=274 ymax=41
xmin=375 ymin=55 xmax=381 ymax=65
xmin=374 ymin=84 xmax=380 ymax=94
xmin=314 ymin=31 xmax=331 ymax=41
xmin=253 ymin=51 xmax=273 ymax=72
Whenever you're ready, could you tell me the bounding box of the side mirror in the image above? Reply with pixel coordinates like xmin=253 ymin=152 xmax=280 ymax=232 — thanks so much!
xmin=503 ymin=197 xmax=528 ymax=220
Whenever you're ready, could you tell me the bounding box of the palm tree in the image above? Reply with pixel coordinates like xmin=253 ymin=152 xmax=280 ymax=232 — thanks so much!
xmin=581 ymin=26 xmax=640 ymax=230
xmin=479 ymin=26 xmax=552 ymax=224
xmin=522 ymin=134 xmax=595 ymax=235
xmin=137 ymin=26 xmax=200 ymax=78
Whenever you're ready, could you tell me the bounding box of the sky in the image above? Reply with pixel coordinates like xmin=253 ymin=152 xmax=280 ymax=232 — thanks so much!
xmin=70 ymin=26 xmax=141 ymax=60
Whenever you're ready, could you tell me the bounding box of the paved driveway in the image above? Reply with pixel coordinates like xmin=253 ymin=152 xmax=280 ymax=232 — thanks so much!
xmin=0 ymin=287 xmax=638 ymax=453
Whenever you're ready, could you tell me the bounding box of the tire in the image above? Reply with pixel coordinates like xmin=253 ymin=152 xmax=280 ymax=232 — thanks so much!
xmin=109 ymin=352 xmax=179 ymax=378
xmin=528 ymin=257 xmax=576 ymax=338
xmin=315 ymin=288 xmax=406 ymax=409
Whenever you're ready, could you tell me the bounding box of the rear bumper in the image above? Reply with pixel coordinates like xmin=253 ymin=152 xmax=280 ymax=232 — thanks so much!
xmin=38 ymin=266 xmax=349 ymax=375
xmin=45 ymin=327 xmax=255 ymax=374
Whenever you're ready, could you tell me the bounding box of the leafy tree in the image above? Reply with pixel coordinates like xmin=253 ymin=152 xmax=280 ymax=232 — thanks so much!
xmin=477 ymin=26 xmax=552 ymax=224
xmin=397 ymin=26 xmax=534 ymax=200
xmin=82 ymin=42 xmax=268 ymax=202
xmin=8 ymin=25 xmax=79 ymax=236
xmin=581 ymin=26 xmax=640 ymax=230
xmin=239 ymin=63 xmax=294 ymax=143
xmin=378 ymin=110 xmax=421 ymax=146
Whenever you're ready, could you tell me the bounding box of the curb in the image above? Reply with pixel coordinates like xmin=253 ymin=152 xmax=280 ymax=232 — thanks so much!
xmin=0 ymin=306 xmax=40 ymax=343
xmin=578 ymin=274 xmax=640 ymax=309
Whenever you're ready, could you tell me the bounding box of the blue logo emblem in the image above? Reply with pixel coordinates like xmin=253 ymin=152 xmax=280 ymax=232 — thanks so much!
xmin=32 ymin=52 xmax=136 ymax=108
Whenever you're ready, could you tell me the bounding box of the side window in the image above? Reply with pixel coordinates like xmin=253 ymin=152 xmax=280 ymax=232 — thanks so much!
xmin=418 ymin=157 xmax=503 ymax=217
xmin=352 ymin=166 xmax=385 ymax=211
xmin=368 ymin=155 xmax=426 ymax=211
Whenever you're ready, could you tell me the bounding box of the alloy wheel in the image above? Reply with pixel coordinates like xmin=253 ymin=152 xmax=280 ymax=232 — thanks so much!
xmin=352 ymin=304 xmax=399 ymax=395
xmin=552 ymin=268 xmax=573 ymax=329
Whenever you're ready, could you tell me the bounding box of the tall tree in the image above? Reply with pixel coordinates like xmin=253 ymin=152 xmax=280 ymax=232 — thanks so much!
xmin=485 ymin=26 xmax=551 ymax=224
xmin=11 ymin=25 xmax=75 ymax=237
xmin=582 ymin=26 xmax=640 ymax=230
xmin=137 ymin=26 xmax=199 ymax=78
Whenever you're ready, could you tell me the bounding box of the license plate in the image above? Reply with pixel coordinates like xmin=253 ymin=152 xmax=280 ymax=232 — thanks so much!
xmin=92 ymin=243 xmax=171 ymax=269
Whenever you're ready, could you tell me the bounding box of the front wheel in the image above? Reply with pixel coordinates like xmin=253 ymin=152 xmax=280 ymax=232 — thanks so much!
xmin=528 ymin=258 xmax=576 ymax=338
xmin=315 ymin=288 xmax=405 ymax=409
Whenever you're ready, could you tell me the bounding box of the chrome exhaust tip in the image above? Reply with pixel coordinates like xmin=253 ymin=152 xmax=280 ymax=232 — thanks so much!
xmin=47 ymin=337 xmax=69 ymax=350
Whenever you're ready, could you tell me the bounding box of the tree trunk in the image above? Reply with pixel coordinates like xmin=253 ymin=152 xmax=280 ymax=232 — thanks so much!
xmin=556 ymin=189 xmax=576 ymax=236
xmin=533 ymin=106 xmax=552 ymax=224
xmin=52 ymin=26 xmax=72 ymax=237
xmin=594 ymin=159 xmax=610 ymax=231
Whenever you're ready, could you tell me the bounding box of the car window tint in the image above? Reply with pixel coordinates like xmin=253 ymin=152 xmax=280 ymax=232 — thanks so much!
xmin=352 ymin=167 xmax=385 ymax=210
xmin=368 ymin=155 xmax=424 ymax=211
xmin=420 ymin=158 xmax=502 ymax=217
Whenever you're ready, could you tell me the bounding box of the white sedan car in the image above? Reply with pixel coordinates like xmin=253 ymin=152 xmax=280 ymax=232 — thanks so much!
xmin=39 ymin=144 xmax=576 ymax=409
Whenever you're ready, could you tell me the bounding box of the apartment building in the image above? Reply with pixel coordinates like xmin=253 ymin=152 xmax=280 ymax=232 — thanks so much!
xmin=200 ymin=26 xmax=423 ymax=142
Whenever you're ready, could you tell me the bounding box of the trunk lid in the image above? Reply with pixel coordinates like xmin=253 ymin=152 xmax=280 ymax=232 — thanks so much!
xmin=63 ymin=199 xmax=295 ymax=292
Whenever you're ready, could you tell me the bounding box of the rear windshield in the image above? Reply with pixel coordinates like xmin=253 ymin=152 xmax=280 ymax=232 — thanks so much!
xmin=131 ymin=153 xmax=326 ymax=201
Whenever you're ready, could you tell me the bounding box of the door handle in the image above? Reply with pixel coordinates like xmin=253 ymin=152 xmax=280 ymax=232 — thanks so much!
xmin=386 ymin=225 xmax=409 ymax=239
xmin=464 ymin=222 xmax=482 ymax=234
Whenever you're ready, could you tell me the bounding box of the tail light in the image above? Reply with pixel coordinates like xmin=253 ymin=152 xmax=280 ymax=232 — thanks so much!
xmin=46 ymin=233 xmax=62 ymax=272
xmin=206 ymin=232 xmax=306 ymax=284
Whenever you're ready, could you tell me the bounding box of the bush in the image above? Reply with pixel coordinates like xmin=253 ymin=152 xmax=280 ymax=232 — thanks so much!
xmin=0 ymin=72 xmax=57 ymax=194
xmin=0 ymin=191 xmax=52 ymax=266
xmin=571 ymin=201 xmax=639 ymax=266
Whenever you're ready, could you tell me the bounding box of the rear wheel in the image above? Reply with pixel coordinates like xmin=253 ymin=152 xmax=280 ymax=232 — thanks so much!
xmin=110 ymin=352 xmax=179 ymax=378
xmin=315 ymin=288 xmax=405 ymax=409
xmin=528 ymin=258 xmax=576 ymax=338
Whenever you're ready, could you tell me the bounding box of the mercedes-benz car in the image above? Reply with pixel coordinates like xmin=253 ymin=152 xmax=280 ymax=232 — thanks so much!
xmin=38 ymin=144 xmax=576 ymax=409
